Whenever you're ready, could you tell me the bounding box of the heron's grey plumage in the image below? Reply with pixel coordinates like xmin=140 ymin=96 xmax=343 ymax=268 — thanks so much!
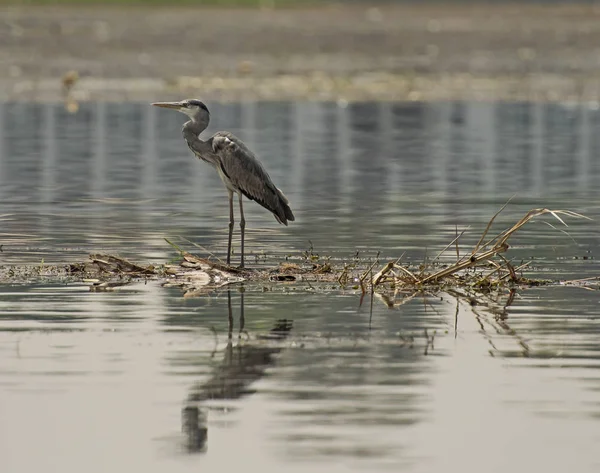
xmin=152 ymin=99 xmax=294 ymax=267
xmin=209 ymin=132 xmax=294 ymax=225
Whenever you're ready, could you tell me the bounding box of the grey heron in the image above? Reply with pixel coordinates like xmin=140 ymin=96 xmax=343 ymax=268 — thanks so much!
xmin=152 ymin=99 xmax=295 ymax=268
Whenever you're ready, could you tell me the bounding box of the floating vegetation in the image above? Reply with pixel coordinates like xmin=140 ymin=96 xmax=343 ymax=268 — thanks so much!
xmin=370 ymin=207 xmax=591 ymax=291
xmin=353 ymin=206 xmax=593 ymax=311
xmin=0 ymin=206 xmax=595 ymax=300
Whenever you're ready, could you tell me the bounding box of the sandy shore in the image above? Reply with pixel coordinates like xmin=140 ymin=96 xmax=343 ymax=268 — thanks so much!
xmin=2 ymin=3 xmax=600 ymax=102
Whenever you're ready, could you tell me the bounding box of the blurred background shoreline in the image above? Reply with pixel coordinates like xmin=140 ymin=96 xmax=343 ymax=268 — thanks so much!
xmin=2 ymin=2 xmax=600 ymax=102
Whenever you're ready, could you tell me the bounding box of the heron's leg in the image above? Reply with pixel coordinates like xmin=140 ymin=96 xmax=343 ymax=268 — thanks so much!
xmin=227 ymin=190 xmax=234 ymax=266
xmin=238 ymin=193 xmax=246 ymax=268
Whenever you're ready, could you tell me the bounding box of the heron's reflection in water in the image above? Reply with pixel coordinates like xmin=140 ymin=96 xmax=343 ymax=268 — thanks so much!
xmin=182 ymin=289 xmax=293 ymax=453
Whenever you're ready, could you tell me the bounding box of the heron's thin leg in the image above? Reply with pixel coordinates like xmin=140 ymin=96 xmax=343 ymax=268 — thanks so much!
xmin=238 ymin=193 xmax=246 ymax=268
xmin=227 ymin=190 xmax=234 ymax=266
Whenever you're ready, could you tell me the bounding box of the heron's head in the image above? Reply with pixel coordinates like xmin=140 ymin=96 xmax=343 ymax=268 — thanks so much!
xmin=152 ymin=99 xmax=210 ymax=122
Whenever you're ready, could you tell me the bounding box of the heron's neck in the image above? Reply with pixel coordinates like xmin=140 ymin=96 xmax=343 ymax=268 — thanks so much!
xmin=182 ymin=119 xmax=208 ymax=145
xmin=182 ymin=118 xmax=214 ymax=159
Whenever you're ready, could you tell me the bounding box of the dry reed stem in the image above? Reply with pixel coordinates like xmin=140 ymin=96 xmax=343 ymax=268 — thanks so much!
xmin=420 ymin=243 xmax=509 ymax=284
xmin=431 ymin=226 xmax=470 ymax=265
xmin=469 ymin=195 xmax=515 ymax=258
xmin=372 ymin=262 xmax=395 ymax=286
xmin=394 ymin=264 xmax=420 ymax=283
xmin=373 ymin=206 xmax=590 ymax=289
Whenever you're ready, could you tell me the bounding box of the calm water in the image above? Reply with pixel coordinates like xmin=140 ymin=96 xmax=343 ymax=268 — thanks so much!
xmin=1 ymin=101 xmax=600 ymax=472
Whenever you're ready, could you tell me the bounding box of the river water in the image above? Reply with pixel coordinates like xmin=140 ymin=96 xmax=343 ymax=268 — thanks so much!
xmin=1 ymin=101 xmax=599 ymax=472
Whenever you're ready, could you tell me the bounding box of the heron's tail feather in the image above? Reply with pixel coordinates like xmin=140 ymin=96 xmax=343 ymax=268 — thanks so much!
xmin=275 ymin=188 xmax=295 ymax=225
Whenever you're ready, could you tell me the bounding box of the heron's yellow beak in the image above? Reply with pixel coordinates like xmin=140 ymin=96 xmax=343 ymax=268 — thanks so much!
xmin=151 ymin=101 xmax=184 ymax=110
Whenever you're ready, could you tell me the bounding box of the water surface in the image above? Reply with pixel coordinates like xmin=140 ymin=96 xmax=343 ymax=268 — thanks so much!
xmin=1 ymin=101 xmax=600 ymax=472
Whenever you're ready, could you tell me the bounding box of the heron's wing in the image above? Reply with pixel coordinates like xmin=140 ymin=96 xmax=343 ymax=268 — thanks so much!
xmin=211 ymin=132 xmax=295 ymax=225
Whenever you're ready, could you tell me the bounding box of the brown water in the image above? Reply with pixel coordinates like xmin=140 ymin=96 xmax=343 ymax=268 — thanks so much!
xmin=1 ymin=101 xmax=600 ymax=472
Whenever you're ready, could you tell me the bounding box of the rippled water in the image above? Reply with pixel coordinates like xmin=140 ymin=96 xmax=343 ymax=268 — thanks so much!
xmin=1 ymin=101 xmax=600 ymax=472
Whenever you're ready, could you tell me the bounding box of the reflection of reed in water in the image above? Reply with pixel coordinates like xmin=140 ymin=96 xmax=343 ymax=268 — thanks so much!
xmin=182 ymin=290 xmax=293 ymax=453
